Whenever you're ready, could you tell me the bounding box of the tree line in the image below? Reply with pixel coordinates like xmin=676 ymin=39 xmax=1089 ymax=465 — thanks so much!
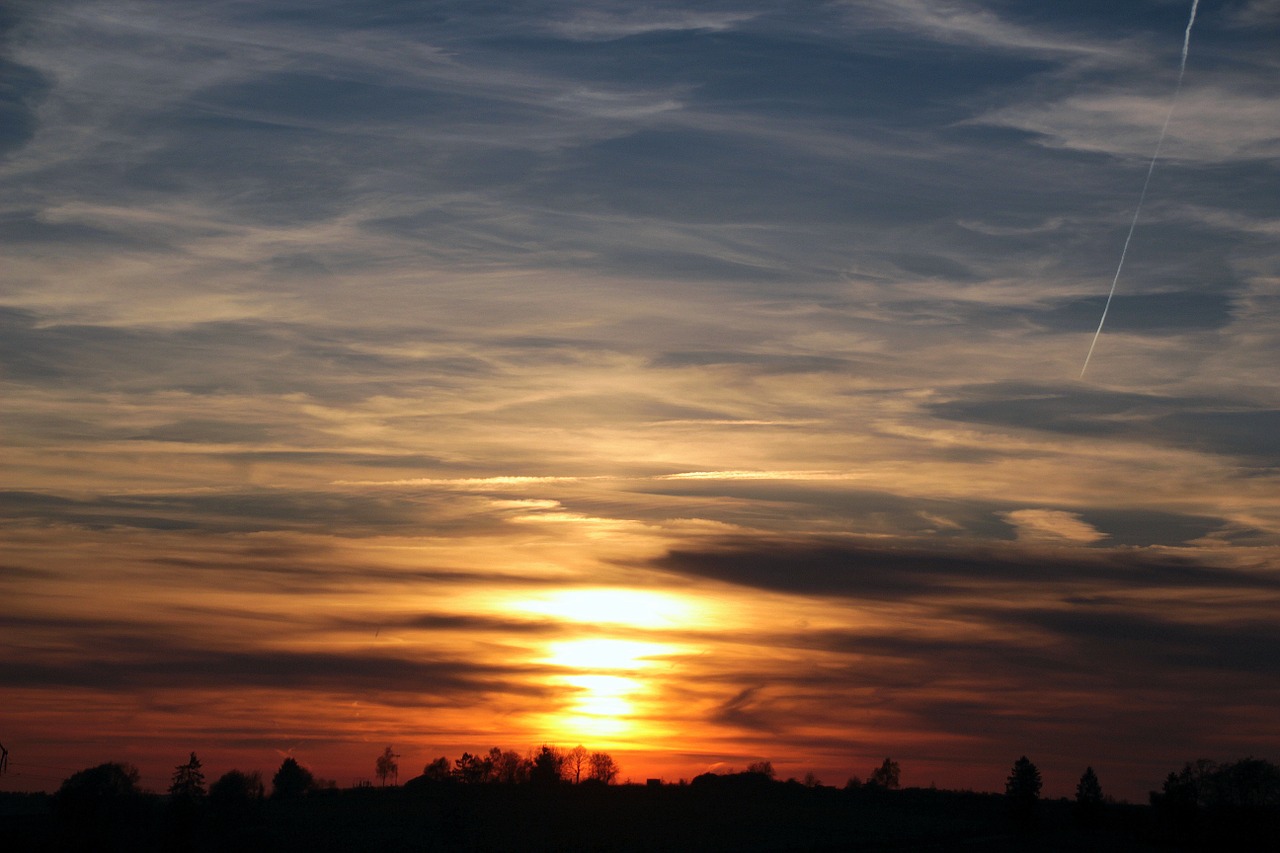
xmin=419 ymin=744 xmax=620 ymax=786
xmin=27 ymin=750 xmax=1280 ymax=851
xmin=51 ymin=750 xmax=1280 ymax=806
xmin=54 ymin=742 xmax=622 ymax=811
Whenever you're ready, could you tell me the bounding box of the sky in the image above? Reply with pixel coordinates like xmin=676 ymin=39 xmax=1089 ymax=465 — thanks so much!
xmin=1 ymin=0 xmax=1278 ymax=801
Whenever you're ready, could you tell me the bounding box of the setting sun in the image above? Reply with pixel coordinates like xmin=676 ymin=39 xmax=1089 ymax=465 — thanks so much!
xmin=542 ymin=638 xmax=677 ymax=671
xmin=534 ymin=641 xmax=684 ymax=742
xmin=511 ymin=588 xmax=699 ymax=629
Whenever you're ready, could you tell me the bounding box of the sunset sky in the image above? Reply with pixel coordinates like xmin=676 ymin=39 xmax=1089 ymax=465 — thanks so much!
xmin=2 ymin=0 xmax=1278 ymax=801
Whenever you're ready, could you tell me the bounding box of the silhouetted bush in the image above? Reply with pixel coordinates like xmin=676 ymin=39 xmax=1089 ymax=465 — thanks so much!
xmin=209 ymin=769 xmax=264 ymax=818
xmin=1150 ymin=757 xmax=1280 ymax=847
xmin=53 ymin=762 xmax=150 ymax=851
xmin=55 ymin=762 xmax=141 ymax=821
xmin=272 ymin=757 xmax=315 ymax=799
xmin=420 ymin=756 xmax=452 ymax=782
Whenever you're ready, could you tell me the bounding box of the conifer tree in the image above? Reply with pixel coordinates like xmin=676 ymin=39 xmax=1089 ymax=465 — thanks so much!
xmin=169 ymin=752 xmax=206 ymax=799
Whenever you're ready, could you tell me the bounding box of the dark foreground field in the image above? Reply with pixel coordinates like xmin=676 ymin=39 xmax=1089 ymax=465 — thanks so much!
xmin=5 ymin=777 xmax=1276 ymax=852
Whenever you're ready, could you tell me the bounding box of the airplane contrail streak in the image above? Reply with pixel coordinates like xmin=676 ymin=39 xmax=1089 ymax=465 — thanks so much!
xmin=1080 ymin=0 xmax=1200 ymax=378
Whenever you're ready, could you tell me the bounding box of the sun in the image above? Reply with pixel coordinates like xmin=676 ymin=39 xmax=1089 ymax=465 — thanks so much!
xmin=543 ymin=638 xmax=672 ymax=670
xmin=502 ymin=589 xmax=703 ymax=743
xmin=512 ymin=588 xmax=697 ymax=629
xmin=535 ymin=639 xmax=682 ymax=742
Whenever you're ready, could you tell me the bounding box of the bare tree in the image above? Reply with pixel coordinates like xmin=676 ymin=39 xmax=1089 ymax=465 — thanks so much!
xmin=566 ymin=745 xmax=589 ymax=784
xmin=376 ymin=746 xmax=400 ymax=786
xmin=491 ymin=748 xmax=528 ymax=784
xmin=588 ymin=751 xmax=619 ymax=785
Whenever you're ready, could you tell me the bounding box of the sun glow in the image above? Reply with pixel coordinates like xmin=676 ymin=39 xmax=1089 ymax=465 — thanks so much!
xmin=513 ymin=588 xmax=698 ymax=628
xmin=563 ymin=676 xmax=637 ymax=731
xmin=511 ymin=591 xmax=702 ymax=743
xmin=544 ymin=638 xmax=673 ymax=671
xmin=537 ymin=641 xmax=682 ymax=742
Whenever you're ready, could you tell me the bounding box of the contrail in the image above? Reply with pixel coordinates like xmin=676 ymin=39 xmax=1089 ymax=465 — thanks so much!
xmin=1080 ymin=0 xmax=1200 ymax=378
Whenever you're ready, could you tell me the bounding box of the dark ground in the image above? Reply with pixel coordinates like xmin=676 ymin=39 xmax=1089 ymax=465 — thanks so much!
xmin=5 ymin=777 xmax=1277 ymax=852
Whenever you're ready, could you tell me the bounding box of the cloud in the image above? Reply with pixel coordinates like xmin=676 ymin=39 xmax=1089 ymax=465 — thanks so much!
xmin=542 ymin=6 xmax=759 ymax=41
xmin=0 ymin=56 xmax=49 ymax=159
xmin=0 ymin=488 xmax=501 ymax=537
xmin=711 ymin=686 xmax=778 ymax=732
xmin=651 ymin=351 xmax=850 ymax=374
xmin=1005 ymin=608 xmax=1280 ymax=677
xmin=976 ymin=86 xmax=1280 ymax=164
xmin=1002 ymin=509 xmax=1107 ymax=544
xmin=926 ymin=383 xmax=1280 ymax=466
xmin=649 ymin=535 xmax=1280 ymax=601
xmin=0 ymin=645 xmax=546 ymax=698
xmin=837 ymin=0 xmax=1112 ymax=58
xmin=1224 ymin=0 xmax=1280 ymax=28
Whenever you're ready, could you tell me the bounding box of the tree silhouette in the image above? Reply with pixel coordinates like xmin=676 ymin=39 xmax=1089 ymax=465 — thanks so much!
xmin=375 ymin=746 xmax=400 ymax=786
xmin=55 ymin=762 xmax=142 ymax=826
xmin=1005 ymin=756 xmax=1042 ymax=818
xmin=454 ymin=751 xmax=494 ymax=784
xmin=209 ymin=769 xmax=264 ymax=825
xmin=210 ymin=769 xmax=264 ymax=803
xmin=169 ymin=751 xmax=206 ymax=799
xmin=1158 ymin=757 xmax=1280 ymax=811
xmin=1214 ymin=757 xmax=1280 ymax=809
xmin=422 ymin=756 xmax=452 ymax=782
xmin=869 ymin=758 xmax=900 ymax=790
xmin=272 ymin=757 xmax=315 ymax=799
xmin=1075 ymin=766 xmax=1104 ymax=822
xmin=588 ymin=751 xmax=619 ymax=785
xmin=491 ymin=748 xmax=528 ymax=784
xmin=529 ymin=744 xmax=564 ymax=786
xmin=566 ymin=745 xmax=589 ymax=784
xmin=746 ymin=760 xmax=775 ymax=779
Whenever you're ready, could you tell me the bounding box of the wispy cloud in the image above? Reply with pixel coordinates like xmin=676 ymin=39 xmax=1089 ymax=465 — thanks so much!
xmin=976 ymin=85 xmax=1280 ymax=163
